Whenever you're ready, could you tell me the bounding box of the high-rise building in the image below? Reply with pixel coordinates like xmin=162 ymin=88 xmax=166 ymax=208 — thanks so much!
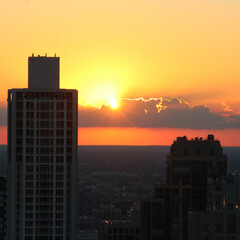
xmin=167 ymin=135 xmax=227 ymax=211
xmin=141 ymin=135 xmax=227 ymax=240
xmin=7 ymin=55 xmax=78 ymax=240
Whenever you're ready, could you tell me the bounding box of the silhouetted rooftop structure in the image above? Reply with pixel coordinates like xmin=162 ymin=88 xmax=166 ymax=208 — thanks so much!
xmin=170 ymin=134 xmax=223 ymax=156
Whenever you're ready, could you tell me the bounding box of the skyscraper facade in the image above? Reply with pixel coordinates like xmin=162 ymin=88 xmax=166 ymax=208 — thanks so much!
xmin=167 ymin=135 xmax=227 ymax=211
xmin=188 ymin=174 xmax=240 ymax=240
xmin=7 ymin=55 xmax=78 ymax=240
xmin=141 ymin=135 xmax=227 ymax=240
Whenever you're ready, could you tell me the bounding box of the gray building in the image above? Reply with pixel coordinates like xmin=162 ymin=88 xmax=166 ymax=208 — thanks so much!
xmin=7 ymin=55 xmax=78 ymax=240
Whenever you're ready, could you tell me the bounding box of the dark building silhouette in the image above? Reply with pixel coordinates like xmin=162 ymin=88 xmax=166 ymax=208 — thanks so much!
xmin=0 ymin=176 xmax=7 ymax=240
xmin=7 ymin=55 xmax=78 ymax=240
xmin=188 ymin=174 xmax=240 ymax=239
xmin=141 ymin=135 xmax=227 ymax=240
xmin=167 ymin=135 xmax=227 ymax=211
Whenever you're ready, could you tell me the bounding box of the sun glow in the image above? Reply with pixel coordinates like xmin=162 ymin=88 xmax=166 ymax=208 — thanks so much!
xmin=77 ymin=83 xmax=119 ymax=107
xmin=108 ymin=99 xmax=119 ymax=109
xmin=70 ymin=61 xmax=131 ymax=107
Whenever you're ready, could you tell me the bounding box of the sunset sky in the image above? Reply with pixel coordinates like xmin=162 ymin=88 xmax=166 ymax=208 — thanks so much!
xmin=1 ymin=0 xmax=240 ymax=145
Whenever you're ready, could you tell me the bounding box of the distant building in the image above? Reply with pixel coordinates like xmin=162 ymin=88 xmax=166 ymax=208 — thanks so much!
xmin=103 ymin=220 xmax=140 ymax=240
xmin=93 ymin=205 xmax=123 ymax=221
xmin=78 ymin=230 xmax=99 ymax=240
xmin=7 ymin=55 xmax=78 ymax=240
xmin=141 ymin=135 xmax=227 ymax=240
xmin=188 ymin=174 xmax=240 ymax=240
xmin=0 ymin=176 xmax=7 ymax=240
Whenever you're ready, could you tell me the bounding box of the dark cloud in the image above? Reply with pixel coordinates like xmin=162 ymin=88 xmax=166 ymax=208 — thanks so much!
xmin=0 ymin=97 xmax=240 ymax=129
xmin=78 ymin=97 xmax=238 ymax=129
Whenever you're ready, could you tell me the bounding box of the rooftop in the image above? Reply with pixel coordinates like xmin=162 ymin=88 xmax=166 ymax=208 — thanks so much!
xmin=170 ymin=135 xmax=224 ymax=156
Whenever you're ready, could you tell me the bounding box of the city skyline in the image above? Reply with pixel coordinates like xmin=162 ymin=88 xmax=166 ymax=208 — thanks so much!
xmin=1 ymin=0 xmax=240 ymax=145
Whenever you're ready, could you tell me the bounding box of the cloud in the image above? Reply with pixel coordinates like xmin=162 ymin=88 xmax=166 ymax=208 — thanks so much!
xmin=0 ymin=97 xmax=240 ymax=129
xmin=78 ymin=97 xmax=239 ymax=129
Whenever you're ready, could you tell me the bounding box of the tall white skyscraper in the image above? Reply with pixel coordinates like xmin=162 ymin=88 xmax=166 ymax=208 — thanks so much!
xmin=7 ymin=55 xmax=78 ymax=240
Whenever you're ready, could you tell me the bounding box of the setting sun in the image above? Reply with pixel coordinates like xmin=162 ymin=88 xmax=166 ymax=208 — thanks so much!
xmin=108 ymin=99 xmax=119 ymax=109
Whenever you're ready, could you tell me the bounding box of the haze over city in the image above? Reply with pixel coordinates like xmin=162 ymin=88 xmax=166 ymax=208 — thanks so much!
xmin=1 ymin=0 xmax=240 ymax=145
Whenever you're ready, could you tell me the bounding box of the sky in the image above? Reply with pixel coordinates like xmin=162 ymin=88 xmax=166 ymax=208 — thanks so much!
xmin=1 ymin=0 xmax=240 ymax=145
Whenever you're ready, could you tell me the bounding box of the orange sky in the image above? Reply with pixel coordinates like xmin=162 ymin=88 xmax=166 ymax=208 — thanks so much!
xmin=77 ymin=128 xmax=240 ymax=147
xmin=1 ymin=0 xmax=240 ymax=145
xmin=1 ymin=126 xmax=240 ymax=146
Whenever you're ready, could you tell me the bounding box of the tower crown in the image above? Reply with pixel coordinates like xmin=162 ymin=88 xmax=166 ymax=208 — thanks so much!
xmin=170 ymin=135 xmax=223 ymax=156
xmin=28 ymin=55 xmax=59 ymax=89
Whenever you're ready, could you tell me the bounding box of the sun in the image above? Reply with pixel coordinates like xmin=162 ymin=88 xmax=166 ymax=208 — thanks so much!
xmin=108 ymin=99 xmax=119 ymax=109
